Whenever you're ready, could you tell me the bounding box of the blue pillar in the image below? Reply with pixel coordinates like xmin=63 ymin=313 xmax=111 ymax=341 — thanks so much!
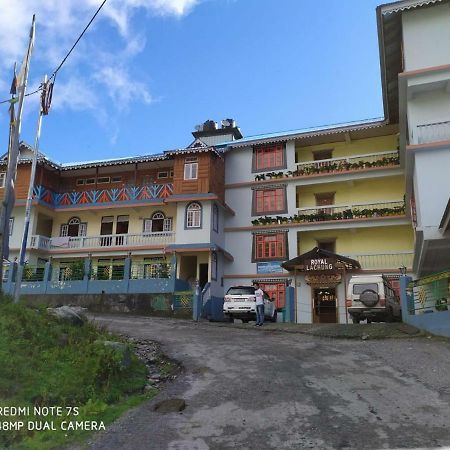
xmin=43 ymin=260 xmax=52 ymax=294
xmin=193 ymin=283 xmax=201 ymax=321
xmin=285 ymin=286 xmax=295 ymax=323
xmin=123 ymin=256 xmax=131 ymax=293
xmin=399 ymin=275 xmax=413 ymax=323
xmin=83 ymin=257 xmax=91 ymax=293
xmin=169 ymin=254 xmax=177 ymax=292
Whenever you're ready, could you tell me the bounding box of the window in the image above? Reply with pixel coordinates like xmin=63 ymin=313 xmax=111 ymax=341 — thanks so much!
xmin=157 ymin=171 xmax=168 ymax=179
xmin=95 ymin=258 xmax=125 ymax=280
xmin=313 ymin=149 xmax=333 ymax=161
xmin=144 ymin=212 xmax=172 ymax=233
xmin=111 ymin=176 xmax=122 ymax=183
xmin=315 ymin=192 xmax=335 ymax=215
xmin=186 ymin=202 xmax=202 ymax=228
xmin=0 ymin=172 xmax=6 ymax=188
xmin=9 ymin=217 xmax=14 ymax=236
xmin=211 ymin=251 xmax=218 ymax=280
xmin=253 ymin=144 xmax=285 ymax=171
xmin=97 ymin=177 xmax=110 ymax=184
xmin=100 ymin=216 xmax=114 ymax=236
xmin=184 ymin=157 xmax=198 ymax=180
xmin=85 ymin=178 xmax=95 ymax=185
xmin=170 ymin=170 xmax=174 ymax=178
xmin=76 ymin=179 xmax=85 ymax=186
xmin=60 ymin=217 xmax=87 ymax=237
xmin=116 ymin=216 xmax=129 ymax=245
xmin=212 ymin=204 xmax=219 ymax=232
xmin=254 ymin=188 xmax=286 ymax=215
xmin=253 ymin=232 xmax=287 ymax=261
xmin=317 ymin=240 xmax=336 ymax=253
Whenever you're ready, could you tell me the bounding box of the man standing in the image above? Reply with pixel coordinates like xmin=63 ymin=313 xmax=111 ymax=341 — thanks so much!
xmin=253 ymin=282 xmax=264 ymax=326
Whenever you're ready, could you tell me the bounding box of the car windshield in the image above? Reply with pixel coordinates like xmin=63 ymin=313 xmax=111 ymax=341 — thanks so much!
xmin=226 ymin=287 xmax=255 ymax=295
xmin=353 ymin=283 xmax=379 ymax=294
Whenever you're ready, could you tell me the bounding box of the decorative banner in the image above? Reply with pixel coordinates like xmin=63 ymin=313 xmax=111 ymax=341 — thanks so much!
xmin=257 ymin=261 xmax=284 ymax=274
xmin=409 ymin=270 xmax=450 ymax=314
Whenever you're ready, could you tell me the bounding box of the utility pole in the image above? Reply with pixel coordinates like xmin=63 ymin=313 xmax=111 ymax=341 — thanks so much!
xmin=14 ymin=75 xmax=48 ymax=302
xmin=0 ymin=15 xmax=35 ymax=292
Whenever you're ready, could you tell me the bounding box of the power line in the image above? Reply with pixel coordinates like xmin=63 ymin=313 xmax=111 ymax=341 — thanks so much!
xmin=0 ymin=0 xmax=107 ymax=105
xmin=49 ymin=0 xmax=107 ymax=81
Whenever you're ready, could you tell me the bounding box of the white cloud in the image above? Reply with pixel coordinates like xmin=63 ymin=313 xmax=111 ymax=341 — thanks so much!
xmin=0 ymin=0 xmax=200 ymax=113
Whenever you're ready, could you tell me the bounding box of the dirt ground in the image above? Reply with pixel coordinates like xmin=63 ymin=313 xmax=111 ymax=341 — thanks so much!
xmin=84 ymin=315 xmax=450 ymax=450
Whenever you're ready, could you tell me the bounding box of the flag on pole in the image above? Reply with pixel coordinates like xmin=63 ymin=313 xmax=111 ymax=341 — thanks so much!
xmin=0 ymin=15 xmax=35 ymax=261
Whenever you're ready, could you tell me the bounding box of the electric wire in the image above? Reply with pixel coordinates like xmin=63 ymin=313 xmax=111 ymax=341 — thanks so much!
xmin=0 ymin=0 xmax=107 ymax=105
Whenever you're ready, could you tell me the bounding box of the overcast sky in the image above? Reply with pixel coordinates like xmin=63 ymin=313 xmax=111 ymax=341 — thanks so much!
xmin=0 ymin=0 xmax=384 ymax=163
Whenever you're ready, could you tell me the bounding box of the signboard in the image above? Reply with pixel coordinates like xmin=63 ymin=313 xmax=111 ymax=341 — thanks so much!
xmin=303 ymin=258 xmax=335 ymax=272
xmin=409 ymin=270 xmax=450 ymax=314
xmin=257 ymin=261 xmax=283 ymax=274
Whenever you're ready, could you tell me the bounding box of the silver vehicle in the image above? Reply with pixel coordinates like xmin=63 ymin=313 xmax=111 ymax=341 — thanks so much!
xmin=223 ymin=286 xmax=277 ymax=323
xmin=347 ymin=275 xmax=402 ymax=323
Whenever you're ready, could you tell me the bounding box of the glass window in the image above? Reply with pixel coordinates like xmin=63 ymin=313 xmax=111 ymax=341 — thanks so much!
xmin=212 ymin=204 xmax=219 ymax=232
xmin=226 ymin=287 xmax=256 ymax=296
xmin=254 ymin=144 xmax=284 ymax=171
xmin=254 ymin=233 xmax=286 ymax=260
xmin=211 ymin=252 xmax=217 ymax=280
xmin=184 ymin=157 xmax=198 ymax=180
xmin=254 ymin=188 xmax=285 ymax=214
xmin=186 ymin=202 xmax=201 ymax=228
xmin=97 ymin=177 xmax=110 ymax=184
xmin=0 ymin=172 xmax=6 ymax=188
xmin=9 ymin=217 xmax=14 ymax=236
xmin=157 ymin=171 xmax=168 ymax=179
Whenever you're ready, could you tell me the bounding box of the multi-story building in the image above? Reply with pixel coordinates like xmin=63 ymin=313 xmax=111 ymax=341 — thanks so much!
xmin=2 ymin=0 xmax=449 ymax=325
xmin=377 ymin=0 xmax=450 ymax=276
xmin=1 ymin=121 xmax=242 ymax=303
xmin=220 ymin=121 xmax=413 ymax=323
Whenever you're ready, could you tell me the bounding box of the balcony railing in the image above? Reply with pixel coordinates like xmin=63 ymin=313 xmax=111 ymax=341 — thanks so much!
xmin=345 ymin=252 xmax=413 ymax=270
xmin=295 ymin=150 xmax=399 ymax=176
xmin=415 ymin=121 xmax=450 ymax=145
xmin=30 ymin=232 xmax=175 ymax=251
xmin=296 ymin=200 xmax=405 ymax=222
xmin=33 ymin=183 xmax=174 ymax=209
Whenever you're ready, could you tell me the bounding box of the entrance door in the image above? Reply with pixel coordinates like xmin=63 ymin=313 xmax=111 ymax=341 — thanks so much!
xmin=313 ymin=288 xmax=337 ymax=323
xmin=199 ymin=263 xmax=208 ymax=290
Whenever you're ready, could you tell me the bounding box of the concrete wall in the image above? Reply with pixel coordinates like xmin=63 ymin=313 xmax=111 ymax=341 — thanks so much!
xmin=414 ymin=147 xmax=450 ymax=236
xmin=402 ymin=3 xmax=450 ymax=71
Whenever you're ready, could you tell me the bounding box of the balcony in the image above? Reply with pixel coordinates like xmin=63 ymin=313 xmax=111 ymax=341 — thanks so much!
xmin=32 ymin=183 xmax=174 ymax=209
xmin=295 ymin=150 xmax=399 ymax=177
xmin=30 ymin=231 xmax=175 ymax=252
xmin=296 ymin=200 xmax=405 ymax=223
xmin=345 ymin=252 xmax=413 ymax=270
xmin=415 ymin=121 xmax=450 ymax=145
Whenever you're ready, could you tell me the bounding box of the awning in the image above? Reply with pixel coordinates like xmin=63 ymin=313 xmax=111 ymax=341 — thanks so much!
xmin=282 ymin=247 xmax=361 ymax=272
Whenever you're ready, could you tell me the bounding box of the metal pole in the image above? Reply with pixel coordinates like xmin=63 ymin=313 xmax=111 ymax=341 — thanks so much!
xmin=14 ymin=75 xmax=46 ymax=302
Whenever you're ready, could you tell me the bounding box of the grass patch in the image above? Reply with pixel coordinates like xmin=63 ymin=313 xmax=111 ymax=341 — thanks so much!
xmin=0 ymin=297 xmax=152 ymax=449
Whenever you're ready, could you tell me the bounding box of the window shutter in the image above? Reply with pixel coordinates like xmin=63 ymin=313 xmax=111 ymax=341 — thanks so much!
xmin=60 ymin=224 xmax=68 ymax=237
xmin=144 ymin=219 xmax=152 ymax=232
xmin=163 ymin=218 xmax=172 ymax=231
xmin=79 ymin=223 xmax=87 ymax=236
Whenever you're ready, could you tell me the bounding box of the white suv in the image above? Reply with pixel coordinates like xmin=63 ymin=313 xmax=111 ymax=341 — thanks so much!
xmin=223 ymin=286 xmax=277 ymax=323
xmin=347 ymin=275 xmax=402 ymax=323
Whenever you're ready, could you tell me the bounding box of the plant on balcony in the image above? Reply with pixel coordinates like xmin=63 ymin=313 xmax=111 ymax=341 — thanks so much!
xmin=250 ymin=203 xmax=406 ymax=226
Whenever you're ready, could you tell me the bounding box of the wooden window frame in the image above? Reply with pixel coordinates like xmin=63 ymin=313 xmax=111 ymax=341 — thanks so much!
xmin=76 ymin=179 xmax=85 ymax=186
xmin=184 ymin=160 xmax=198 ymax=180
xmin=252 ymin=232 xmax=288 ymax=262
xmin=252 ymin=186 xmax=287 ymax=216
xmin=157 ymin=171 xmax=169 ymax=179
xmin=97 ymin=176 xmax=111 ymax=184
xmin=252 ymin=143 xmax=286 ymax=173
xmin=111 ymin=176 xmax=122 ymax=183
xmin=185 ymin=202 xmax=202 ymax=229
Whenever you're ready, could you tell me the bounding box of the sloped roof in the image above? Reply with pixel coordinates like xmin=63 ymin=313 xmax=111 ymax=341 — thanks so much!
xmin=282 ymin=247 xmax=361 ymax=271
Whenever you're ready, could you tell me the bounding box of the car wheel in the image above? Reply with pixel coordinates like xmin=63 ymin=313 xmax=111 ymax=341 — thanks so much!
xmin=351 ymin=316 xmax=360 ymax=324
xmin=271 ymin=310 xmax=278 ymax=323
xmin=360 ymin=289 xmax=379 ymax=307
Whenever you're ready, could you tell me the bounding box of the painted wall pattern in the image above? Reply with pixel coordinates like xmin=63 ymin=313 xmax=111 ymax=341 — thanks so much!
xmin=33 ymin=183 xmax=174 ymax=208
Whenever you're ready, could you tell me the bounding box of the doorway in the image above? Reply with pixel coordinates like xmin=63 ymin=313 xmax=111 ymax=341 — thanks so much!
xmin=313 ymin=288 xmax=337 ymax=323
xmin=199 ymin=263 xmax=209 ymax=290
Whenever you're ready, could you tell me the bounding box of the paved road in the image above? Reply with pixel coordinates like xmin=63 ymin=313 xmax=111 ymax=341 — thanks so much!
xmin=87 ymin=315 xmax=450 ymax=450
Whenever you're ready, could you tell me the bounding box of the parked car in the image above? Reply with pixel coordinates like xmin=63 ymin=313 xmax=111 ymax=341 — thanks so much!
xmin=223 ymin=286 xmax=277 ymax=323
xmin=347 ymin=275 xmax=401 ymax=323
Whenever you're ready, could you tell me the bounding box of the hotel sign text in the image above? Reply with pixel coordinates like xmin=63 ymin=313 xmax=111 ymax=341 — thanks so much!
xmin=304 ymin=258 xmax=335 ymax=272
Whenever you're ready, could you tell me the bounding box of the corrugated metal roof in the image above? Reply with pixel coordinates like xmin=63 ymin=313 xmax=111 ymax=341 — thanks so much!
xmin=60 ymin=153 xmax=168 ymax=170
xmin=220 ymin=118 xmax=387 ymax=149
xmin=380 ymin=0 xmax=445 ymax=15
